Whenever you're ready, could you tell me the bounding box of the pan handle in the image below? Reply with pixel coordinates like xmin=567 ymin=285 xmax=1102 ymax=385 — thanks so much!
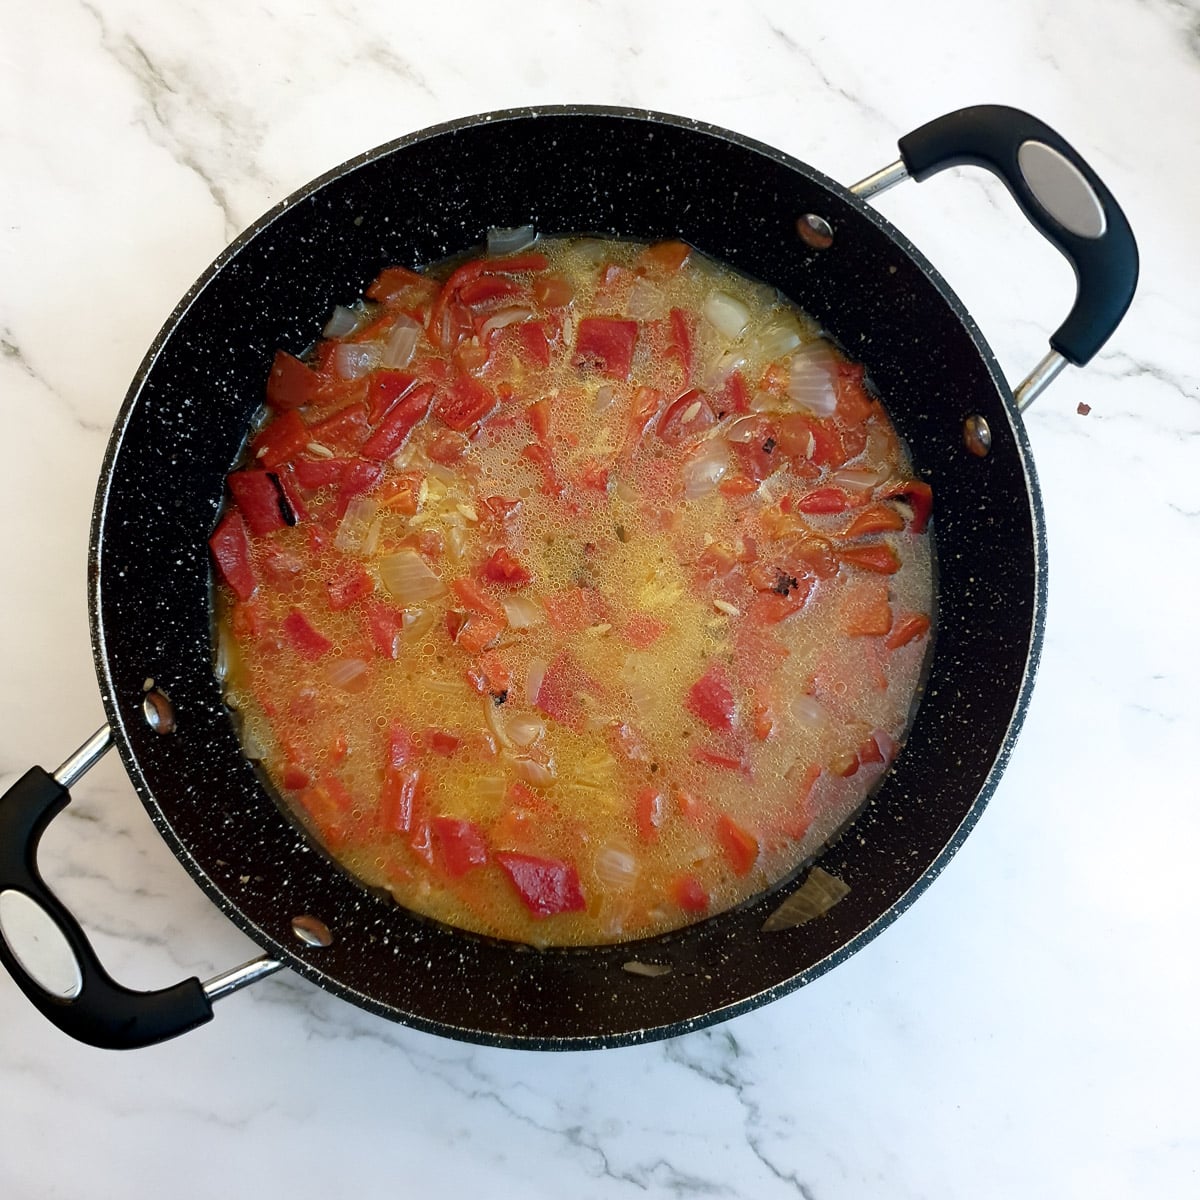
xmin=0 ymin=728 xmax=281 ymax=1049
xmin=852 ymin=105 xmax=1138 ymax=406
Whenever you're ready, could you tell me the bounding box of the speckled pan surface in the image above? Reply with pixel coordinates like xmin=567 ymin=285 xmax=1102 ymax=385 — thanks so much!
xmin=88 ymin=107 xmax=1045 ymax=1049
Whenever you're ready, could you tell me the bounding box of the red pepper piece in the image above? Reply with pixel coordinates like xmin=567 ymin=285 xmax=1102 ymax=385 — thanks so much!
xmin=495 ymin=852 xmax=586 ymax=917
xmin=657 ymin=388 xmax=717 ymax=445
xmin=834 ymin=360 xmax=877 ymax=426
xmin=526 ymin=397 xmax=552 ymax=443
xmin=326 ymin=563 xmax=374 ymax=611
xmin=308 ymin=402 xmax=370 ymax=452
xmin=427 ymin=730 xmax=462 ymax=756
xmin=458 ymin=275 xmax=522 ymax=306
xmin=691 ymin=745 xmax=748 ymax=772
xmin=520 ymin=441 xmax=563 ymax=497
xmin=265 ymin=349 xmax=317 ymax=410
xmin=434 ymin=375 xmax=497 ymax=432
xmin=482 ymin=547 xmax=532 ymax=586
xmin=841 ymin=578 xmax=893 ymax=637
xmin=840 ymin=544 xmax=901 ymax=574
xmin=228 ymin=470 xmax=289 ymax=536
xmin=885 ymin=612 xmax=931 ymax=650
xmin=208 ymin=511 xmax=257 ymax=600
xmin=283 ymin=610 xmax=332 ymax=659
xmin=844 ymin=504 xmax=906 ymax=538
xmin=534 ymin=652 xmax=602 ymax=731
xmin=361 ymin=384 xmax=434 ymax=460
xmin=366 ymin=371 xmax=419 ymax=423
xmin=426 ymin=429 xmax=470 ymax=465
xmin=716 ymin=816 xmax=759 ymax=876
xmin=574 ymin=317 xmax=638 ymax=379
xmin=671 ymin=875 xmax=709 ymax=913
xmin=334 ymin=460 xmax=384 ymax=517
xmin=516 ymin=321 xmax=552 ymax=367
xmin=292 ymin=457 xmax=348 ymax=491
xmin=666 ymin=306 xmax=694 ymax=383
xmin=364 ymin=601 xmax=406 ymax=659
xmin=686 ymin=665 xmax=737 ymax=731
xmin=457 ymin=615 xmax=504 ymax=654
xmin=878 ymin=479 xmax=933 ymax=533
xmin=381 ymin=765 xmax=424 ymax=835
xmin=622 ymin=612 xmax=668 ymax=649
xmin=252 ymin=410 xmax=310 ymax=468
xmin=433 ymin=817 xmax=489 ymax=877
xmin=795 ymin=487 xmax=851 ymax=515
xmin=365 ymin=266 xmax=431 ymax=305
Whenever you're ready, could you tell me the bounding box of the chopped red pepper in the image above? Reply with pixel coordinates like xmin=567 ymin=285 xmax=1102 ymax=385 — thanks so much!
xmin=365 ymin=266 xmax=432 ymax=305
xmin=526 ymin=397 xmax=552 ymax=443
xmin=840 ymin=544 xmax=901 ymax=574
xmin=482 ymin=547 xmax=532 ymax=586
xmin=366 ymin=371 xmax=419 ymax=423
xmin=334 ymin=460 xmax=384 ymax=517
xmin=433 ymin=817 xmax=489 ymax=877
xmin=326 ymin=563 xmax=374 ymax=611
xmin=841 ymin=578 xmax=893 ymax=637
xmin=520 ymin=440 xmax=563 ymax=498
xmin=283 ymin=610 xmax=332 ymax=659
xmin=495 ymin=852 xmax=586 ymax=917
xmin=635 ymin=787 xmax=666 ymax=842
xmin=622 ymin=612 xmax=668 ymax=649
xmin=265 ymin=349 xmax=317 ymax=410
xmin=666 ymin=307 xmax=694 ymax=382
xmin=308 ymin=403 xmax=370 ymax=452
xmin=228 ymin=470 xmax=289 ymax=536
xmin=252 ymin=410 xmax=310 ymax=468
xmin=364 ymin=601 xmax=407 ymax=659
xmin=686 ymin=665 xmax=737 ymax=731
xmin=381 ymin=765 xmax=424 ymax=835
xmin=457 ymin=616 xmax=504 ymax=654
xmin=209 ymin=511 xmax=257 ymax=600
xmin=671 ymin=875 xmax=709 ymax=913
xmin=361 ymin=385 xmax=434 ymax=460
xmin=844 ymin=504 xmax=906 ymax=538
xmin=657 ymin=389 xmax=716 ymax=445
xmin=716 ymin=816 xmax=759 ymax=876
xmin=795 ymin=487 xmax=852 ymax=515
xmin=516 ymin=321 xmax=552 ymax=367
xmin=574 ymin=317 xmax=638 ymax=379
xmin=878 ymin=479 xmax=933 ymax=533
xmin=534 ymin=652 xmax=601 ymax=731
xmin=434 ymin=376 xmax=497 ymax=432
xmin=885 ymin=612 xmax=931 ymax=650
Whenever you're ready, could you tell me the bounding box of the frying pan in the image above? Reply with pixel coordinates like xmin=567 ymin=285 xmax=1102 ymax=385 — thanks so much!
xmin=0 ymin=105 xmax=1137 ymax=1050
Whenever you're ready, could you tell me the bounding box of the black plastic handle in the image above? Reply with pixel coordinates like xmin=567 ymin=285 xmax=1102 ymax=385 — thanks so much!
xmin=897 ymin=104 xmax=1138 ymax=365
xmin=0 ymin=766 xmax=213 ymax=1049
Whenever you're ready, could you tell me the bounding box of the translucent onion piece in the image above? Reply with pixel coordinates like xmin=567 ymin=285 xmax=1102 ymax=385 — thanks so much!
xmin=625 ymin=277 xmax=663 ymax=320
xmin=511 ymin=755 xmax=557 ymax=787
xmin=831 ymin=466 xmax=887 ymax=492
xmin=378 ymin=549 xmax=446 ymax=603
xmin=334 ymin=342 xmax=379 ymax=380
xmin=704 ymin=349 xmax=748 ymax=390
xmin=751 ymin=313 xmax=803 ymax=360
xmin=788 ymin=342 xmax=838 ymax=416
xmin=334 ymin=497 xmax=379 ymax=554
xmin=240 ymin=721 xmax=268 ymax=760
xmin=326 ymin=657 xmax=369 ymax=692
xmin=789 ymin=693 xmax=829 ymax=730
xmin=506 ymin=714 xmax=546 ymax=748
xmin=380 ymin=317 xmax=421 ymax=369
xmin=323 ymin=305 xmax=361 ymax=339
xmin=502 ymin=594 xmax=545 ymax=630
xmin=595 ymin=846 xmax=638 ymax=888
xmin=622 ymin=960 xmax=672 ymax=978
xmin=485 ymin=701 xmax=514 ymax=750
xmin=704 ymin=290 xmax=751 ymax=339
xmin=215 ymin=621 xmax=234 ymax=682
xmin=762 ymin=867 xmax=850 ymax=932
xmin=681 ymin=437 xmax=731 ymax=499
xmin=487 ymin=225 xmax=537 ymax=255
xmin=480 ymin=305 xmax=536 ymax=338
xmin=725 ymin=415 xmax=761 ymax=444
xmin=525 ymin=658 xmax=548 ymax=705
xmin=592 ymin=384 xmax=616 ymax=413
xmin=445 ymin=524 xmax=468 ymax=562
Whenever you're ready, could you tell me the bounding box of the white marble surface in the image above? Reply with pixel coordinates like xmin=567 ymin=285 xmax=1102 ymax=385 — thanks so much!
xmin=2 ymin=1 xmax=1198 ymax=1196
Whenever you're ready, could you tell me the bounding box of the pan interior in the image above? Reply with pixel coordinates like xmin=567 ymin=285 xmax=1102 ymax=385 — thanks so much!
xmin=90 ymin=108 xmax=1043 ymax=1048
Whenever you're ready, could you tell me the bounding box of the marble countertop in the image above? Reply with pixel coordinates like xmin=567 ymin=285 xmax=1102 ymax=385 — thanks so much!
xmin=2 ymin=2 xmax=1198 ymax=1196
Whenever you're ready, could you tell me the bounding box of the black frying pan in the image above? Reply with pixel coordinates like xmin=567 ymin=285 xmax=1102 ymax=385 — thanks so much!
xmin=0 ymin=105 xmax=1137 ymax=1050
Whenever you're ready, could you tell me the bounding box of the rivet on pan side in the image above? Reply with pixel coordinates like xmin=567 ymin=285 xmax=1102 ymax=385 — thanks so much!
xmin=291 ymin=914 xmax=333 ymax=947
xmin=796 ymin=213 xmax=834 ymax=249
xmin=142 ymin=689 xmax=176 ymax=734
xmin=963 ymin=414 xmax=993 ymax=458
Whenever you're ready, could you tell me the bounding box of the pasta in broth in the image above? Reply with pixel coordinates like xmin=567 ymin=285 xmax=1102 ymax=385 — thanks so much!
xmin=210 ymin=236 xmax=934 ymax=945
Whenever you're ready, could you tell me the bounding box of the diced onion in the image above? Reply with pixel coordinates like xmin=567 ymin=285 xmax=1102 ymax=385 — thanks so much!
xmin=378 ymin=549 xmax=447 ymax=603
xmin=595 ymin=846 xmax=638 ymax=887
xmin=334 ymin=497 xmax=380 ymax=554
xmin=334 ymin=342 xmax=379 ymax=380
xmin=751 ymin=313 xmax=803 ymax=360
xmin=512 ymin=755 xmax=557 ymax=787
xmin=704 ymin=349 xmax=748 ymax=389
xmin=503 ymin=594 xmax=545 ymax=630
xmin=323 ymin=305 xmax=361 ymax=339
xmin=485 ymin=701 xmax=514 ymax=750
xmin=445 ymin=524 xmax=468 ymax=562
xmin=788 ymin=342 xmax=838 ymax=416
xmin=381 ymin=316 xmax=421 ymax=369
xmin=480 ymin=306 xmax=536 ymax=338
xmin=487 ymin=225 xmax=537 ymax=255
xmin=626 ymin=277 xmax=663 ymax=320
xmin=831 ymin=466 xmax=887 ymax=492
xmin=525 ymin=658 xmax=548 ymax=705
xmin=704 ymin=291 xmax=751 ymax=339
xmin=789 ymin=693 xmax=829 ymax=730
xmin=506 ymin=714 xmax=546 ymax=748
xmin=215 ymin=622 xmax=234 ymax=682
xmin=239 ymin=721 xmax=268 ymax=761
xmin=681 ymin=438 xmax=731 ymax=499
xmin=724 ymin=415 xmax=761 ymax=444
xmin=326 ymin=657 xmax=369 ymax=692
